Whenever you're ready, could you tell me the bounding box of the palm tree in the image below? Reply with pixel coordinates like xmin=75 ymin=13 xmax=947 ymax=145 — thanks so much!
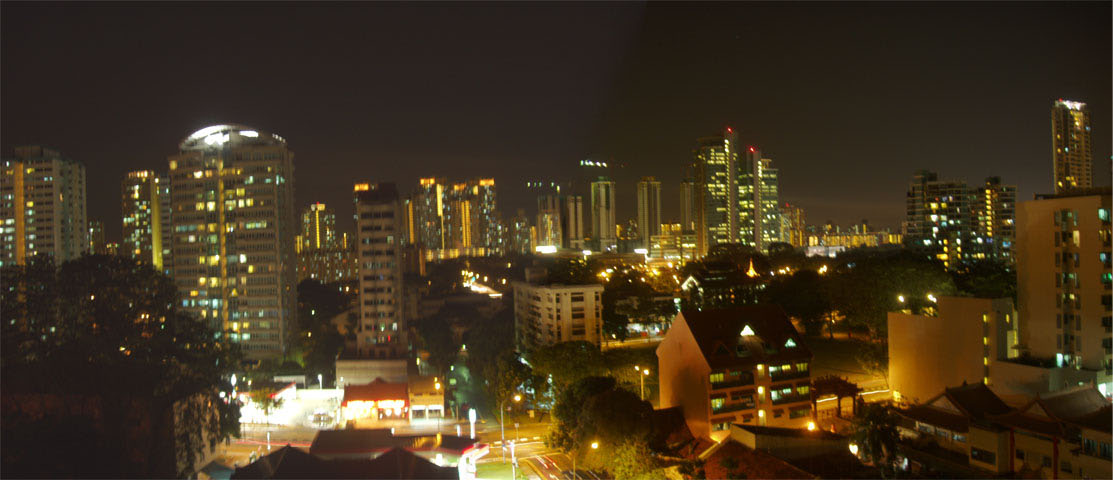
xmin=851 ymin=403 xmax=900 ymax=478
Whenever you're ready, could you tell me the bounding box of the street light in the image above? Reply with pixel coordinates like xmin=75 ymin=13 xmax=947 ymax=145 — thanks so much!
xmin=573 ymin=440 xmax=600 ymax=480
xmin=434 ymin=379 xmax=442 ymax=431
xmin=500 ymin=393 xmax=522 ymax=463
xmin=637 ymin=367 xmax=650 ymax=400
xmin=897 ymin=294 xmax=905 ymax=303
xmin=318 ymin=373 xmax=323 ymax=390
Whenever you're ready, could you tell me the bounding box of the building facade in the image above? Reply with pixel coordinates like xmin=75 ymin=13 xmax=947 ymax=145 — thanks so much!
xmin=692 ymin=129 xmax=738 ymax=256
xmin=167 ymin=125 xmax=297 ymax=358
xmin=1015 ymin=188 xmax=1112 ymax=395
xmin=637 ymin=177 xmax=662 ymax=248
xmin=1 ymin=146 xmax=87 ymax=267
xmin=513 ymin=280 xmax=604 ymax=350
xmin=561 ymin=194 xmax=584 ymax=250
xmin=1051 ymin=99 xmax=1093 ymax=194
xmin=122 ymin=170 xmax=168 ymax=270
xmin=353 ymin=182 xmax=406 ymax=359
xmin=297 ymin=202 xmax=356 ymax=283
xmin=905 ymin=170 xmax=1017 ymax=268
xmin=88 ymin=219 xmax=106 ymax=255
xmin=590 ymin=178 xmax=616 ymax=251
xmin=657 ymin=305 xmax=813 ymax=441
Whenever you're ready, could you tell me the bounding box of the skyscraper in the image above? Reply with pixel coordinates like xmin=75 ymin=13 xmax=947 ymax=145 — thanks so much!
xmin=412 ymin=177 xmax=446 ymax=250
xmin=121 ymin=170 xmax=168 ymax=270
xmin=168 ymin=125 xmax=296 ymax=358
xmin=737 ymin=148 xmax=781 ymax=250
xmin=469 ymin=178 xmax=499 ymax=252
xmin=636 ymin=177 xmax=662 ymax=248
xmin=507 ymin=209 xmax=532 ymax=255
xmin=692 ymin=128 xmax=738 ymax=256
xmin=535 ymin=194 xmax=562 ymax=250
xmin=443 ymin=182 xmax=472 ymax=250
xmin=353 ymin=182 xmax=405 ymax=358
xmin=561 ymin=195 xmax=585 ymax=250
xmin=780 ymin=203 xmax=806 ymax=247
xmin=590 ymin=177 xmax=616 ymax=251
xmin=679 ymin=179 xmax=696 ymax=233
xmin=1051 ymin=99 xmax=1093 ymax=194
xmin=88 ymin=219 xmax=106 ymax=254
xmin=1 ymin=146 xmax=87 ymax=267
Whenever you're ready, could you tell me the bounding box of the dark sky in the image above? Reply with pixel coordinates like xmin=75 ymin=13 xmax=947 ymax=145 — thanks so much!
xmin=3 ymin=2 xmax=1109 ymax=242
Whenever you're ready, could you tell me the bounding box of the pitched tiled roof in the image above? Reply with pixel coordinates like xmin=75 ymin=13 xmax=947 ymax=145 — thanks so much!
xmin=942 ymin=382 xmax=1011 ymax=419
xmin=702 ymin=440 xmax=815 ymax=480
xmin=231 ymin=445 xmax=457 ymax=479
xmin=311 ymin=429 xmax=479 ymax=456
xmin=1037 ymin=385 xmax=1110 ymax=422
xmin=899 ymin=404 xmax=971 ymax=433
xmin=681 ymin=305 xmax=811 ymax=369
xmin=1065 ymin=405 xmax=1112 ymax=433
xmin=342 ymin=378 xmax=408 ymax=405
xmin=735 ymin=424 xmax=845 ymax=441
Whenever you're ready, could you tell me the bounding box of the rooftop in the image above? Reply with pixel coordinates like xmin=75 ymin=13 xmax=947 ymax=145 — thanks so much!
xmin=180 ymin=124 xmax=286 ymax=151
xmin=681 ymin=305 xmax=811 ymax=368
xmin=311 ymin=429 xmax=479 ymax=457
xmin=232 ymin=445 xmax=457 ymax=479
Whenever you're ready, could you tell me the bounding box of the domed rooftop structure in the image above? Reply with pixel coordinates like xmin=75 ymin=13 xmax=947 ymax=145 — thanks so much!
xmin=179 ymin=124 xmax=286 ymax=151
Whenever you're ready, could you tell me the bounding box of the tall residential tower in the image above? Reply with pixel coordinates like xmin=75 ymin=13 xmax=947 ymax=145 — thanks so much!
xmin=1051 ymin=99 xmax=1092 ymax=194
xmin=1 ymin=146 xmax=87 ymax=267
xmin=168 ymin=125 xmax=297 ymax=358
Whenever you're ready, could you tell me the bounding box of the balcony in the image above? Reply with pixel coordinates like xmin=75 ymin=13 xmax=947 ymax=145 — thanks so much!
xmin=711 ymin=378 xmax=754 ymax=390
xmin=712 ymin=402 xmax=754 ymax=415
xmin=771 ymin=393 xmax=810 ymax=406
xmin=770 ymin=369 xmax=810 ymax=382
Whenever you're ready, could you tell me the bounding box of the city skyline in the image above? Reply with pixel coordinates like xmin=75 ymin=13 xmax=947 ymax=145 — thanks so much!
xmin=2 ymin=2 xmax=1110 ymax=242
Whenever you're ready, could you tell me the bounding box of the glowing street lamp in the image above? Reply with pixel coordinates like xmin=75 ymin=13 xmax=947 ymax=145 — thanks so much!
xmin=897 ymin=294 xmax=905 ymax=303
xmin=500 ymin=393 xmax=522 ymax=463
xmin=927 ymin=293 xmax=938 ymax=303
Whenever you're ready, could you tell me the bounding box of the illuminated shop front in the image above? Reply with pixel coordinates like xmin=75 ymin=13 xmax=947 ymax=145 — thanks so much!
xmin=342 ymin=378 xmax=410 ymax=422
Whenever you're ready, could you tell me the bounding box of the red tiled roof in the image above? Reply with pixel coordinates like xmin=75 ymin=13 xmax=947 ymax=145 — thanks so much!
xmin=343 ymin=378 xmax=408 ymax=405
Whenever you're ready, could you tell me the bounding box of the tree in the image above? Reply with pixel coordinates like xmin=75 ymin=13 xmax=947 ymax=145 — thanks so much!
xmin=717 ymin=457 xmax=746 ymax=479
xmin=851 ymin=404 xmax=901 ymax=479
xmin=414 ymin=306 xmax=461 ymax=375
xmin=827 ymin=250 xmax=955 ymax=339
xmin=549 ymin=376 xmax=619 ymax=451
xmin=488 ymin=351 xmax=534 ymax=414
xmin=763 ymin=270 xmax=832 ymax=335
xmin=952 ymin=259 xmax=1016 ymax=301
xmin=609 ymin=440 xmax=667 ymax=480
xmin=856 ymin=342 xmax=889 ymax=386
xmin=529 ymin=341 xmax=607 ymax=392
xmin=250 ymin=388 xmax=284 ymax=425
xmin=1 ymin=255 xmax=241 ymax=477
xmin=547 ymin=258 xmax=595 ymax=284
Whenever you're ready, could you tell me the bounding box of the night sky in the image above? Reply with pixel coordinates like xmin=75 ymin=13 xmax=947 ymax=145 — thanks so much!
xmin=2 ymin=2 xmax=1109 ymax=242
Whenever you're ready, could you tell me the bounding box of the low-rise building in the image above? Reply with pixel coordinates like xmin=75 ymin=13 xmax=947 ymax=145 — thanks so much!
xmin=897 ymin=382 xmax=1112 ymax=479
xmin=680 ymin=260 xmax=763 ymax=311
xmin=512 ymin=280 xmax=604 ymax=350
xmin=657 ymin=305 xmax=813 ymax=441
xmin=310 ymin=429 xmax=488 ymax=480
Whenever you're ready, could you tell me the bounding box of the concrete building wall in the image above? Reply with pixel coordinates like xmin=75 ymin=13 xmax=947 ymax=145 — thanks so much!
xmin=513 ymin=282 xmax=604 ymax=350
xmin=1016 ymin=191 xmax=1112 ymax=393
xmin=888 ymin=296 xmax=1015 ymax=404
xmin=335 ymin=359 xmax=408 ymax=387
xmin=968 ymin=426 xmax=1010 ymax=473
xmin=656 ymin=312 xmax=712 ymax=440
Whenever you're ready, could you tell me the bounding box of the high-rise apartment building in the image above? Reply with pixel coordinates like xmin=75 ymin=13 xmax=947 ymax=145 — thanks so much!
xmin=297 ymin=202 xmax=355 ymax=283
xmin=0 ymin=146 xmax=88 ymax=267
xmin=1051 ymin=99 xmax=1092 ymax=194
xmin=692 ymin=129 xmax=738 ymax=256
xmin=507 ymin=209 xmax=532 ymax=255
xmin=780 ymin=203 xmax=806 ymax=247
xmin=1015 ymin=187 xmax=1111 ymax=394
xmin=88 ymin=219 xmax=106 ymax=254
xmin=168 ymin=125 xmax=296 ymax=358
xmin=535 ymin=194 xmax=562 ymax=250
xmin=561 ymin=195 xmax=584 ymax=250
xmin=301 ymin=202 xmax=337 ymax=250
xmin=906 ymin=170 xmax=1016 ymax=268
xmin=443 ymin=182 xmax=472 ymax=250
xmin=590 ymin=177 xmax=617 ymax=251
xmin=122 ymin=170 xmax=169 ymax=270
xmin=680 ymin=179 xmax=697 ymax=233
xmin=637 ymin=177 xmax=662 ymax=248
xmin=353 ymin=182 xmax=406 ymax=358
xmin=972 ymin=177 xmax=1017 ymax=263
xmin=469 ymin=178 xmax=499 ymax=252
xmin=411 ymin=177 xmax=446 ymax=250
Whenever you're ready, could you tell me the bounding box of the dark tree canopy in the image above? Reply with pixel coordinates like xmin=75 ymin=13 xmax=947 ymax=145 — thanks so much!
xmin=1 ymin=255 xmax=240 ymax=477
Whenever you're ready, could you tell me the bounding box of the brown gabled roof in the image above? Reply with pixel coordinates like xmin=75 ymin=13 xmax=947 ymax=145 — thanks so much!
xmin=941 ymin=382 xmax=1011 ymax=419
xmin=989 ymin=410 xmax=1065 ymax=438
xmin=311 ymin=429 xmax=479 ymax=457
xmin=1037 ymin=385 xmax=1110 ymax=422
xmin=702 ymin=440 xmax=816 ymax=480
xmin=899 ymin=404 xmax=971 ymax=433
xmin=681 ymin=305 xmax=811 ymax=369
xmin=1065 ymin=405 xmax=1112 ymax=433
xmin=342 ymin=378 xmax=408 ymax=405
xmin=231 ymin=445 xmax=458 ymax=479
